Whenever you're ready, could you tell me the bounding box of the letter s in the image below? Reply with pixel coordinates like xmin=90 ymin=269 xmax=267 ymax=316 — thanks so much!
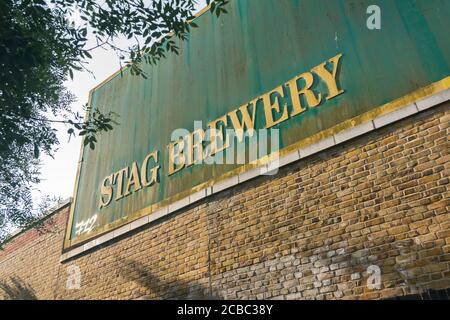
xmin=99 ymin=174 xmax=113 ymax=209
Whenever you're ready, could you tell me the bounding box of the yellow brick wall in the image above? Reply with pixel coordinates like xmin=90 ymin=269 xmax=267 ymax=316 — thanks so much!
xmin=0 ymin=102 xmax=449 ymax=300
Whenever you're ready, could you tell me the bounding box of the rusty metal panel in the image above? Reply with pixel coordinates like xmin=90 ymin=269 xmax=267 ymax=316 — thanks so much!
xmin=66 ymin=0 xmax=450 ymax=248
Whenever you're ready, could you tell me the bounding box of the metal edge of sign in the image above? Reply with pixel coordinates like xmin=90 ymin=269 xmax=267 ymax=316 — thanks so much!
xmin=62 ymin=75 xmax=450 ymax=252
xmin=62 ymin=89 xmax=94 ymax=252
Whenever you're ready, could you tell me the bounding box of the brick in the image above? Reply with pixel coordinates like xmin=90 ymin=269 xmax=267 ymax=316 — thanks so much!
xmin=1 ymin=104 xmax=449 ymax=301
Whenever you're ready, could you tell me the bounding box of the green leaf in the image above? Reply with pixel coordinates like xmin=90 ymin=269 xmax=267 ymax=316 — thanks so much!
xmin=33 ymin=143 xmax=40 ymax=158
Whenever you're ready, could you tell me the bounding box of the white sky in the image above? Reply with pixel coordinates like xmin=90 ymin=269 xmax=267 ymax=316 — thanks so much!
xmin=34 ymin=1 xmax=208 ymax=202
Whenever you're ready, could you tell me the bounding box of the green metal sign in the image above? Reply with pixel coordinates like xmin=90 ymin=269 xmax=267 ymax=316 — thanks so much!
xmin=65 ymin=0 xmax=450 ymax=248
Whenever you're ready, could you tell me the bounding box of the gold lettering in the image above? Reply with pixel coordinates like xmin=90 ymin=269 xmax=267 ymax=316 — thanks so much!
xmin=288 ymin=72 xmax=322 ymax=115
xmin=228 ymin=97 xmax=260 ymax=142
xmin=113 ymin=168 xmax=128 ymax=201
xmin=312 ymin=53 xmax=344 ymax=100
xmin=168 ymin=139 xmax=185 ymax=176
xmin=124 ymin=162 xmax=142 ymax=196
xmin=263 ymin=85 xmax=289 ymax=128
xmin=207 ymin=115 xmax=230 ymax=156
xmin=99 ymin=174 xmax=113 ymax=209
xmin=100 ymin=54 xmax=346 ymax=194
xmin=141 ymin=151 xmax=159 ymax=187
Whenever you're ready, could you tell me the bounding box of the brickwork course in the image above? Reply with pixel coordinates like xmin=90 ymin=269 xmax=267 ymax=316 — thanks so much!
xmin=0 ymin=102 xmax=449 ymax=300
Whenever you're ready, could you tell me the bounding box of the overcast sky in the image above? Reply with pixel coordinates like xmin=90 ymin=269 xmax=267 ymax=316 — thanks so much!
xmin=34 ymin=1 xmax=208 ymax=202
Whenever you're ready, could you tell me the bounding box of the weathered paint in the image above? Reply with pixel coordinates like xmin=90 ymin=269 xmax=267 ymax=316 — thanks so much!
xmin=66 ymin=0 xmax=450 ymax=247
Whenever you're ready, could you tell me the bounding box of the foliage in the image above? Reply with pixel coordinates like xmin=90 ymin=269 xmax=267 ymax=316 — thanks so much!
xmin=0 ymin=0 xmax=228 ymax=244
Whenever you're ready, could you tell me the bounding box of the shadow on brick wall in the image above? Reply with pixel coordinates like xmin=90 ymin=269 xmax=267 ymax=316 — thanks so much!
xmin=0 ymin=276 xmax=37 ymax=300
xmin=117 ymin=258 xmax=219 ymax=300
